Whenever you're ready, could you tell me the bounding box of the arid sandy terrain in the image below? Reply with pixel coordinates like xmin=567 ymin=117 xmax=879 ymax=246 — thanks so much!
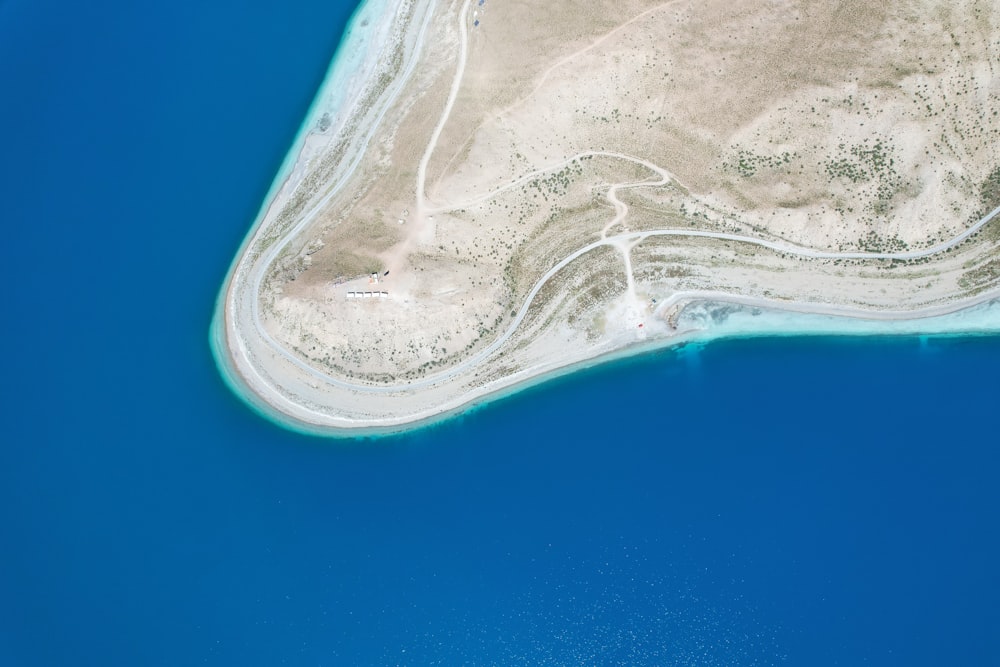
xmin=215 ymin=0 xmax=1000 ymax=433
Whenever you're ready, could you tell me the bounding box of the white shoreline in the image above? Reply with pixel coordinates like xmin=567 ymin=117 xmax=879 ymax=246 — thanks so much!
xmin=210 ymin=0 xmax=1000 ymax=438
xmin=211 ymin=298 xmax=1000 ymax=439
xmin=214 ymin=0 xmax=414 ymax=279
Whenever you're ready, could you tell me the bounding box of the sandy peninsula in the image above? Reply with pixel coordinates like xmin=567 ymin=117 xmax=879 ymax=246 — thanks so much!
xmin=213 ymin=0 xmax=1000 ymax=435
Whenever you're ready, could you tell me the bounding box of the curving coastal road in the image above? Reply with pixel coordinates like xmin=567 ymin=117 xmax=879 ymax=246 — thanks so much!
xmin=223 ymin=0 xmax=1000 ymax=420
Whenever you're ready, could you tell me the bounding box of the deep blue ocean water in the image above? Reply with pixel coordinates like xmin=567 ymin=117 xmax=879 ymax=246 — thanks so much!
xmin=2 ymin=1 xmax=1000 ymax=664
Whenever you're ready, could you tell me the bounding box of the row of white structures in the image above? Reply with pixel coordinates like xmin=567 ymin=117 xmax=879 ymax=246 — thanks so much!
xmin=347 ymin=291 xmax=389 ymax=299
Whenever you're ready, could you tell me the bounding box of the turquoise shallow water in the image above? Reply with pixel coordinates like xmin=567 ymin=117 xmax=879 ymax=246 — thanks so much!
xmin=2 ymin=1 xmax=1000 ymax=664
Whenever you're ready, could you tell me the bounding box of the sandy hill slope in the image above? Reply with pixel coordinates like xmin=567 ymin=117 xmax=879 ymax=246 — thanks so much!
xmin=219 ymin=0 xmax=1000 ymax=431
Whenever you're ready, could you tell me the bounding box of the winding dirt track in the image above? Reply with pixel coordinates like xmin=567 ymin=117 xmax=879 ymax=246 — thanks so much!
xmin=234 ymin=0 xmax=1000 ymax=401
